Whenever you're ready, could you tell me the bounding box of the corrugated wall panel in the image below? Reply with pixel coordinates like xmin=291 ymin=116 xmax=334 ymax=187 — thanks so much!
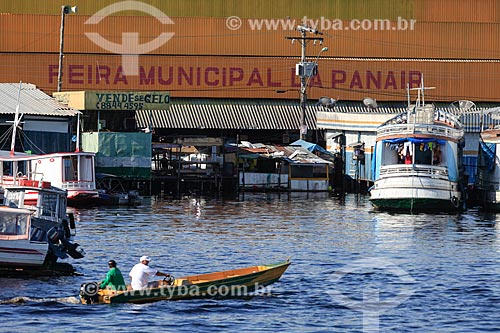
xmin=0 ymin=0 xmax=415 ymax=20
xmin=2 ymin=53 xmax=500 ymax=102
xmin=2 ymin=14 xmax=500 ymax=60
xmin=4 ymin=0 xmax=500 ymax=23
xmin=135 ymin=103 xmax=318 ymax=130
xmin=415 ymin=0 xmax=500 ymax=22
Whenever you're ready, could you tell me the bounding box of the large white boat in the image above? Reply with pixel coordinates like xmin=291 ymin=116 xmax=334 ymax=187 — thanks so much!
xmin=369 ymin=84 xmax=466 ymax=212
xmin=0 ymin=150 xmax=100 ymax=207
xmin=0 ymin=179 xmax=84 ymax=271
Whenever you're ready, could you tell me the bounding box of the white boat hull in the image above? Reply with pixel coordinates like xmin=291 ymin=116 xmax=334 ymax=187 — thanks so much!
xmin=370 ymin=173 xmax=462 ymax=211
xmin=0 ymin=240 xmax=49 ymax=268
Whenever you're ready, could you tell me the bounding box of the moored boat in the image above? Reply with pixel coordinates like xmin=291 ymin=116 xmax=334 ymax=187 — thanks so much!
xmin=0 ymin=180 xmax=84 ymax=272
xmin=0 ymin=82 xmax=100 ymax=207
xmin=474 ymin=115 xmax=500 ymax=210
xmin=369 ymin=82 xmax=466 ymax=212
xmin=0 ymin=150 xmax=100 ymax=207
xmin=96 ymin=173 xmax=142 ymax=206
xmin=80 ymin=259 xmax=290 ymax=304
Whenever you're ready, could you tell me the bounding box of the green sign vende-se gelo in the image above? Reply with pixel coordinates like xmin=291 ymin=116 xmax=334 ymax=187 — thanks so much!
xmin=54 ymin=91 xmax=171 ymax=111
xmin=88 ymin=91 xmax=170 ymax=111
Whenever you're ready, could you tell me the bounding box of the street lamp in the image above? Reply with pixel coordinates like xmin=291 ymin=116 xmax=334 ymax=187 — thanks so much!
xmin=57 ymin=5 xmax=77 ymax=92
xmin=304 ymin=46 xmax=329 ymax=91
xmin=300 ymin=46 xmax=328 ymax=139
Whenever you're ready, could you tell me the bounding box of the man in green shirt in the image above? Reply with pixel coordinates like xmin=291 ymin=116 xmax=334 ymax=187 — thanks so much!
xmin=100 ymin=260 xmax=126 ymax=291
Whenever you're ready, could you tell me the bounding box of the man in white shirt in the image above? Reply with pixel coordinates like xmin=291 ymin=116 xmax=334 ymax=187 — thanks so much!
xmin=129 ymin=256 xmax=171 ymax=290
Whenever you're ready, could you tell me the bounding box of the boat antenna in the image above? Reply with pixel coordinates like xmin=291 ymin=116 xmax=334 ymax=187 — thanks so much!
xmin=421 ymin=75 xmax=425 ymax=107
xmin=75 ymin=113 xmax=80 ymax=152
xmin=10 ymin=81 xmax=23 ymax=156
xmin=406 ymin=82 xmax=411 ymax=129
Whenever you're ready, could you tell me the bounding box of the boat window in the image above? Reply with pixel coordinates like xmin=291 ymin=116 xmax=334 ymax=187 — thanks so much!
xmin=0 ymin=211 xmax=29 ymax=237
xmin=80 ymin=156 xmax=95 ymax=181
xmin=39 ymin=194 xmax=59 ymax=218
xmin=2 ymin=161 xmax=11 ymax=175
xmin=4 ymin=190 xmax=23 ymax=208
xmin=63 ymin=156 xmax=77 ymax=181
xmin=414 ymin=146 xmax=432 ymax=165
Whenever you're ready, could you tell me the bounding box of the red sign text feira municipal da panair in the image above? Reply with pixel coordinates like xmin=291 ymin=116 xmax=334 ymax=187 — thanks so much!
xmin=48 ymin=65 xmax=422 ymax=90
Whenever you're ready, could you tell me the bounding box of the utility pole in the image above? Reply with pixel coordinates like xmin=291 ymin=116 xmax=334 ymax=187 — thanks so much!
xmin=57 ymin=5 xmax=77 ymax=92
xmin=286 ymin=25 xmax=325 ymax=140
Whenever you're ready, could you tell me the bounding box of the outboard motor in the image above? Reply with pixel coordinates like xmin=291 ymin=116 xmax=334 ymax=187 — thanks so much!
xmin=80 ymin=282 xmax=99 ymax=304
xmin=48 ymin=227 xmax=85 ymax=259
xmin=60 ymin=237 xmax=85 ymax=259
xmin=47 ymin=227 xmax=63 ymax=244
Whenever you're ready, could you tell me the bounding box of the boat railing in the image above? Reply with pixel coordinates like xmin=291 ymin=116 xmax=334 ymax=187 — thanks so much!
xmin=379 ymin=164 xmax=449 ymax=179
xmin=62 ymin=180 xmax=95 ymax=190
xmin=0 ymin=174 xmax=28 ymax=186
xmin=377 ymin=123 xmax=464 ymax=140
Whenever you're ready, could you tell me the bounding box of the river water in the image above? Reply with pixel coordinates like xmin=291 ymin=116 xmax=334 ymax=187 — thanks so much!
xmin=0 ymin=193 xmax=499 ymax=332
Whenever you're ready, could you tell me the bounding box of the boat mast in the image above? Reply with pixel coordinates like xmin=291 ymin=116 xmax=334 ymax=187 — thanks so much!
xmin=406 ymin=82 xmax=411 ymax=128
xmin=75 ymin=113 xmax=80 ymax=152
xmin=10 ymin=81 xmax=23 ymax=157
xmin=421 ymin=75 xmax=425 ymax=107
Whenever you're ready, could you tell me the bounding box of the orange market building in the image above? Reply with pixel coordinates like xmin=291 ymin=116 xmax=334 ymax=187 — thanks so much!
xmin=1 ymin=0 xmax=500 ymax=185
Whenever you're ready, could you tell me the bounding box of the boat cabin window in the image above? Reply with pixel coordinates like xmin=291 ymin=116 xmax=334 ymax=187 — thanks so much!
xmin=38 ymin=193 xmax=60 ymax=218
xmin=387 ymin=142 xmax=442 ymax=166
xmin=414 ymin=146 xmax=432 ymax=165
xmin=0 ymin=211 xmax=29 ymax=237
xmin=2 ymin=161 xmax=9 ymax=175
xmin=1 ymin=161 xmax=29 ymax=177
xmin=4 ymin=190 xmax=24 ymax=208
xmin=63 ymin=155 xmax=95 ymax=182
xmin=63 ymin=156 xmax=78 ymax=181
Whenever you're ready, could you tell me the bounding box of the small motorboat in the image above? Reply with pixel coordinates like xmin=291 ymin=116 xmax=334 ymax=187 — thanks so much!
xmin=80 ymin=259 xmax=290 ymax=304
xmin=96 ymin=173 xmax=142 ymax=206
xmin=0 ymin=180 xmax=85 ymax=272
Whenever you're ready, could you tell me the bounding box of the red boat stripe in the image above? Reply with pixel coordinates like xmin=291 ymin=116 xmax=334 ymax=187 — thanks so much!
xmin=0 ymin=247 xmax=45 ymax=255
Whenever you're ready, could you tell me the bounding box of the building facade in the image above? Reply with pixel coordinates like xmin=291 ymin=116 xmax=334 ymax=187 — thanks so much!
xmin=1 ymin=0 xmax=500 ymax=185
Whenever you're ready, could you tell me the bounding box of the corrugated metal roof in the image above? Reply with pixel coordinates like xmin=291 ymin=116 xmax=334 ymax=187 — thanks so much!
xmin=239 ymin=143 xmax=331 ymax=164
xmin=0 ymin=83 xmax=80 ymax=117
xmin=136 ymin=99 xmax=320 ymax=130
xmin=136 ymin=98 xmax=500 ymax=133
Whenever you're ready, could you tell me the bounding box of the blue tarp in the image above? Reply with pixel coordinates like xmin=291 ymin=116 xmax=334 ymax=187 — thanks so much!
xmin=291 ymin=139 xmax=334 ymax=156
xmin=382 ymin=138 xmax=446 ymax=145
xmin=479 ymin=140 xmax=496 ymax=172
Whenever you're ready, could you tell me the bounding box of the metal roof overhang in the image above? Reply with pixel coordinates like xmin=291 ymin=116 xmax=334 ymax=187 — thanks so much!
xmin=0 ymin=83 xmax=80 ymax=117
xmin=135 ymin=99 xmax=319 ymax=130
xmin=136 ymin=99 xmax=500 ymax=132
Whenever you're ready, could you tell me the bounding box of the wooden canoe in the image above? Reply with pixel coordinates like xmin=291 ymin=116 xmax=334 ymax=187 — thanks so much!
xmin=80 ymin=259 xmax=290 ymax=304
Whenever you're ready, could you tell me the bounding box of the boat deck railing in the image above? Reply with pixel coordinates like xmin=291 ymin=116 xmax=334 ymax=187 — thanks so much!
xmin=377 ymin=123 xmax=464 ymax=141
xmin=379 ymin=164 xmax=449 ymax=179
xmin=62 ymin=180 xmax=96 ymax=190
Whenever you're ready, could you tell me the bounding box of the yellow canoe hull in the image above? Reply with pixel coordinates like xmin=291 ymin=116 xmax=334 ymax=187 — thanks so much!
xmin=80 ymin=259 xmax=290 ymax=304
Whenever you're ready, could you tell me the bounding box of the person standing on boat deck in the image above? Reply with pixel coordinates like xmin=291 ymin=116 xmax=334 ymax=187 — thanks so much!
xmin=100 ymin=260 xmax=126 ymax=291
xmin=129 ymin=256 xmax=171 ymax=290
xmin=433 ymin=145 xmax=442 ymax=165
xmin=404 ymin=146 xmax=412 ymax=164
